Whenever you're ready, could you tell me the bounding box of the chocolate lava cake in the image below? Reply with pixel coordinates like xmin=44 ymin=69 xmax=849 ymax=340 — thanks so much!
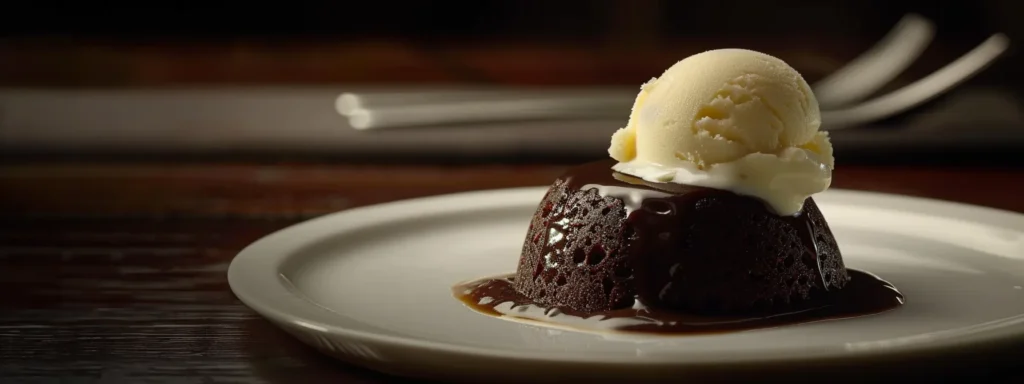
xmin=512 ymin=159 xmax=850 ymax=315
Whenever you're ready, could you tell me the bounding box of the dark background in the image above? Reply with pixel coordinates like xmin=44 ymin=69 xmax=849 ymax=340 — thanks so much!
xmin=0 ymin=0 xmax=1021 ymax=165
xmin=0 ymin=0 xmax=1019 ymax=88
xmin=0 ymin=1 xmax=1011 ymax=41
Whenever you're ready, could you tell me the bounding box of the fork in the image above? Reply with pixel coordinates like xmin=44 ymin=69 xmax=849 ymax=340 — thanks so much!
xmin=339 ymin=14 xmax=1009 ymax=131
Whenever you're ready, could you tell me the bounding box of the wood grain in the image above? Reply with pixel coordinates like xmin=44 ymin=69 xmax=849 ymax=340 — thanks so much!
xmin=1 ymin=162 xmax=1023 ymax=383
xmin=0 ymin=38 xmax=877 ymax=87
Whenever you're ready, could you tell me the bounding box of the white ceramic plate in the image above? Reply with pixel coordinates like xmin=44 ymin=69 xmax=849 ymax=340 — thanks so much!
xmin=228 ymin=188 xmax=1024 ymax=382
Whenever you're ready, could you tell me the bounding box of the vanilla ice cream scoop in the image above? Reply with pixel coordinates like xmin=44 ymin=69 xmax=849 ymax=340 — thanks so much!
xmin=609 ymin=48 xmax=834 ymax=216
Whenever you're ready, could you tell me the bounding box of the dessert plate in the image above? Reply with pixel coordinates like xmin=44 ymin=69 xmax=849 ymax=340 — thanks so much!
xmin=228 ymin=188 xmax=1024 ymax=382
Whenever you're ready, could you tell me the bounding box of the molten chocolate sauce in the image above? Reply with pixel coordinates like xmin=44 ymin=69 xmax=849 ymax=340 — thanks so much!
xmin=455 ymin=161 xmax=903 ymax=334
xmin=455 ymin=270 xmax=902 ymax=334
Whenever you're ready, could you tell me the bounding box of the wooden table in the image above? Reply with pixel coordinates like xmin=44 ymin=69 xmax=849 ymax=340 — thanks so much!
xmin=2 ymin=161 xmax=1024 ymax=383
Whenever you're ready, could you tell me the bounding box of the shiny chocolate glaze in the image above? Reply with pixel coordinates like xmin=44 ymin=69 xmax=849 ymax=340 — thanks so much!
xmin=455 ymin=160 xmax=903 ymax=334
xmin=455 ymin=270 xmax=902 ymax=334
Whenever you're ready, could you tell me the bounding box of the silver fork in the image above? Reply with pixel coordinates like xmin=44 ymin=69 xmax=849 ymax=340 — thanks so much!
xmin=813 ymin=13 xmax=935 ymax=109
xmin=339 ymin=14 xmax=1009 ymax=131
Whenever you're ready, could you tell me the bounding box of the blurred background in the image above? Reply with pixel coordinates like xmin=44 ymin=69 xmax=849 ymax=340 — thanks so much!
xmin=0 ymin=0 xmax=1021 ymax=164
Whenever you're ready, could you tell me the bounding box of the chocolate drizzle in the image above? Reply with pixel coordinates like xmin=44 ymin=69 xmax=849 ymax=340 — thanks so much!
xmin=457 ymin=160 xmax=903 ymax=334
xmin=455 ymin=270 xmax=902 ymax=335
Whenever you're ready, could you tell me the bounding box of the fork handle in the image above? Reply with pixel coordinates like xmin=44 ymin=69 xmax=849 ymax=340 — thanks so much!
xmin=346 ymin=96 xmax=633 ymax=130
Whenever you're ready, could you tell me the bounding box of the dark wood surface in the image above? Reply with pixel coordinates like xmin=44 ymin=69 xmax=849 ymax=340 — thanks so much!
xmin=0 ymin=37 xmax=978 ymax=88
xmin=1 ymin=161 xmax=1024 ymax=383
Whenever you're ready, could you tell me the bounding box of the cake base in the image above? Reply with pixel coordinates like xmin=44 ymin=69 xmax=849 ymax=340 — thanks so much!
xmin=513 ymin=160 xmax=850 ymax=315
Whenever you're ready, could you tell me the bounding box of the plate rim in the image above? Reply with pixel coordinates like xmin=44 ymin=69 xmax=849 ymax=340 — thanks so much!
xmin=228 ymin=186 xmax=1024 ymax=367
